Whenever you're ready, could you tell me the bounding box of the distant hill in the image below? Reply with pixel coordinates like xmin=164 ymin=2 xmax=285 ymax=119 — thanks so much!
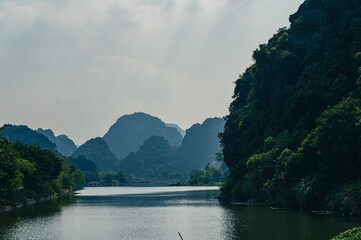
xmin=166 ymin=123 xmax=186 ymax=137
xmin=119 ymin=136 xmax=175 ymax=177
xmin=37 ymin=128 xmax=77 ymax=156
xmin=71 ymin=137 xmax=119 ymax=172
xmin=174 ymin=117 xmax=225 ymax=172
xmin=103 ymin=112 xmax=183 ymax=159
xmin=118 ymin=117 xmax=225 ymax=178
xmin=0 ymin=124 xmax=56 ymax=150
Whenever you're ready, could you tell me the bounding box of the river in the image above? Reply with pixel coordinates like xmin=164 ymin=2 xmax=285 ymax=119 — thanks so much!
xmin=0 ymin=186 xmax=360 ymax=240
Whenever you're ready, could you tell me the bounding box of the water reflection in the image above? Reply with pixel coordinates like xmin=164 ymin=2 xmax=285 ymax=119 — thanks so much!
xmin=0 ymin=187 xmax=360 ymax=240
xmin=222 ymin=204 xmax=361 ymax=240
xmin=0 ymin=196 xmax=75 ymax=239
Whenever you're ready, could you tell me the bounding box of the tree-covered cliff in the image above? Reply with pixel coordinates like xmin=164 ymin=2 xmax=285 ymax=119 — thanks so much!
xmin=220 ymin=0 xmax=361 ymax=215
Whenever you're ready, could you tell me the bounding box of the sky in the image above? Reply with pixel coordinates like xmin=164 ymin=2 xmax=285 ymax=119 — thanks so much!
xmin=0 ymin=0 xmax=303 ymax=145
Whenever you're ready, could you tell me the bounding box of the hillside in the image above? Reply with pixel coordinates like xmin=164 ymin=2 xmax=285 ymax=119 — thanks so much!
xmin=220 ymin=0 xmax=361 ymax=214
xmin=69 ymin=156 xmax=97 ymax=173
xmin=103 ymin=112 xmax=183 ymax=159
xmin=37 ymin=128 xmax=77 ymax=156
xmin=72 ymin=137 xmax=119 ymax=172
xmin=119 ymin=136 xmax=176 ymax=178
xmin=0 ymin=125 xmax=56 ymax=151
xmin=175 ymin=117 xmax=225 ymax=172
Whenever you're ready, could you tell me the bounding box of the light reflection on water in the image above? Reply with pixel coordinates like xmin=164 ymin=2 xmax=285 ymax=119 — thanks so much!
xmin=0 ymin=186 xmax=360 ymax=240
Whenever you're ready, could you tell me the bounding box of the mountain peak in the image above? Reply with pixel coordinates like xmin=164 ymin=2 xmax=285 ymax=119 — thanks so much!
xmin=71 ymin=137 xmax=119 ymax=172
xmin=37 ymin=128 xmax=77 ymax=157
xmin=103 ymin=112 xmax=183 ymax=159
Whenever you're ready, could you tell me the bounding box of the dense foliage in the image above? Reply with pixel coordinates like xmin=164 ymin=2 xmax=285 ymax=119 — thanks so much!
xmin=69 ymin=156 xmax=99 ymax=183
xmin=0 ymin=126 xmax=84 ymax=206
xmin=331 ymin=227 xmax=361 ymax=239
xmin=220 ymin=0 xmax=361 ymax=214
xmin=188 ymin=163 xmax=229 ymax=185
xmin=98 ymin=170 xmax=127 ymax=186
xmin=103 ymin=112 xmax=183 ymax=159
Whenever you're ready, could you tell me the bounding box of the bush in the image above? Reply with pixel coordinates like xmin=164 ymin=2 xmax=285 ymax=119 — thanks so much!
xmin=333 ymin=181 xmax=361 ymax=216
xmin=331 ymin=227 xmax=361 ymax=240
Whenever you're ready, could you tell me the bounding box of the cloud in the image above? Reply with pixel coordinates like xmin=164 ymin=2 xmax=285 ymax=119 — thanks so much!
xmin=0 ymin=0 xmax=303 ymax=144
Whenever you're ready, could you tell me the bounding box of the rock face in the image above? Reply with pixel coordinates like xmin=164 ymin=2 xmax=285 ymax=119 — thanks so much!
xmin=37 ymin=128 xmax=77 ymax=156
xmin=103 ymin=112 xmax=183 ymax=159
xmin=0 ymin=125 xmax=56 ymax=150
xmin=71 ymin=137 xmax=119 ymax=172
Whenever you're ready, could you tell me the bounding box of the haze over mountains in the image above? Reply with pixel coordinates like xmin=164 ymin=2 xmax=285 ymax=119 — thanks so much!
xmin=166 ymin=123 xmax=186 ymax=137
xmin=0 ymin=112 xmax=225 ymax=180
xmin=119 ymin=117 xmax=225 ymax=180
xmin=174 ymin=117 xmax=225 ymax=171
xmin=37 ymin=128 xmax=77 ymax=156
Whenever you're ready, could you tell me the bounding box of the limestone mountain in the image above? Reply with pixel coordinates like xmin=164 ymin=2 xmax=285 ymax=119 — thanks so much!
xmin=174 ymin=117 xmax=225 ymax=172
xmin=118 ymin=117 xmax=225 ymax=178
xmin=71 ymin=137 xmax=119 ymax=172
xmin=119 ymin=136 xmax=176 ymax=177
xmin=37 ymin=128 xmax=77 ymax=156
xmin=0 ymin=124 xmax=56 ymax=151
xmin=103 ymin=112 xmax=183 ymax=159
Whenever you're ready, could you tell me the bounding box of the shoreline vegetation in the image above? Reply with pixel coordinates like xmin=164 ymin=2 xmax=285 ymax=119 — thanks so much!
xmin=0 ymin=125 xmax=84 ymax=213
xmin=0 ymin=190 xmax=72 ymax=214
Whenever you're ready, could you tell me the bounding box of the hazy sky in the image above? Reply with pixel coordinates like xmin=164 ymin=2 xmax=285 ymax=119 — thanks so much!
xmin=0 ymin=0 xmax=303 ymax=145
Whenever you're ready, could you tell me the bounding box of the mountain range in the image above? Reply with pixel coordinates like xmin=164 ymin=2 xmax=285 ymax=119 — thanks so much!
xmin=0 ymin=113 xmax=225 ymax=180
xmin=37 ymin=128 xmax=77 ymax=156
xmin=117 ymin=116 xmax=225 ymax=179
xmin=0 ymin=125 xmax=56 ymax=151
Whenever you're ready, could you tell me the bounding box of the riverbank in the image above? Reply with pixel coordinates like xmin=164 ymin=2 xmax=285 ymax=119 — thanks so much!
xmin=168 ymin=182 xmax=223 ymax=187
xmin=0 ymin=189 xmax=72 ymax=215
xmin=1 ymin=186 xmax=359 ymax=240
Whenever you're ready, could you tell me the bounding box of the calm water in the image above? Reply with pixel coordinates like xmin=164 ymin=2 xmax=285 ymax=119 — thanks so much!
xmin=0 ymin=186 xmax=360 ymax=240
